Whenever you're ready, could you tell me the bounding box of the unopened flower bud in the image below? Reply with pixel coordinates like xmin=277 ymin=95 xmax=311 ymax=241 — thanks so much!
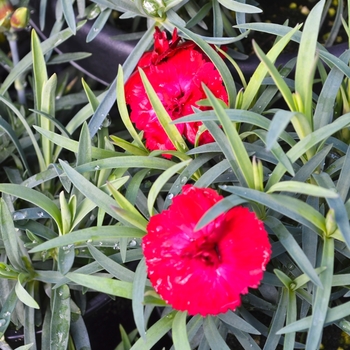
xmin=252 ymin=156 xmax=264 ymax=192
xmin=235 ymin=88 xmax=244 ymax=109
xmin=325 ymin=208 xmax=337 ymax=237
xmin=0 ymin=262 xmax=18 ymax=279
xmin=292 ymin=92 xmax=304 ymax=113
xmin=142 ymin=0 xmax=165 ymax=17
xmin=10 ymin=7 xmax=29 ymax=30
xmin=0 ymin=0 xmax=13 ymax=30
xmin=86 ymin=3 xmax=101 ymax=20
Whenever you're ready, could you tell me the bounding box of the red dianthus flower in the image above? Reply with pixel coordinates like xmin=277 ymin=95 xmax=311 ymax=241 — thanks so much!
xmin=125 ymin=27 xmax=228 ymax=153
xmin=142 ymin=185 xmax=271 ymax=316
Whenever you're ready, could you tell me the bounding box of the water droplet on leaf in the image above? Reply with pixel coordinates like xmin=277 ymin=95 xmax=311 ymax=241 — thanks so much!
xmin=102 ymin=116 xmax=111 ymax=127
xmin=13 ymin=211 xmax=26 ymax=220
xmin=57 ymin=332 xmax=64 ymax=343
xmin=144 ymin=180 xmax=152 ymax=189
xmin=129 ymin=239 xmax=137 ymax=247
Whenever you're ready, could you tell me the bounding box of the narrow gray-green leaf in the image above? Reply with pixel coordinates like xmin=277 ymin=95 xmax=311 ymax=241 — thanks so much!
xmin=219 ymin=311 xmax=261 ymax=335
xmin=222 ymin=186 xmax=325 ymax=233
xmin=88 ymin=24 xmax=155 ymax=138
xmin=267 ymin=181 xmax=338 ymax=198
xmin=29 ymin=226 xmax=144 ymax=253
xmin=264 ymin=289 xmax=287 ymax=349
xmin=306 ymin=238 xmax=334 ymax=350
xmin=130 ymin=311 xmax=176 ymax=350
xmin=0 ymin=184 xmax=62 ymax=232
xmin=295 ymin=0 xmax=325 ymax=121
xmin=313 ymin=173 xmax=350 ymax=247
xmin=31 ymin=29 xmax=48 ymax=111
xmin=0 ymin=118 xmax=32 ymax=176
xmin=0 ymin=288 xmax=18 ymax=337
xmin=265 ymin=216 xmax=322 ymax=288
xmin=242 ymin=25 xmax=300 ymax=109
xmin=203 ymin=85 xmax=254 ymax=188
xmin=24 ymin=290 xmax=37 ymax=349
xmin=148 ymin=160 xmax=191 ymax=216
xmin=266 ymin=113 xmax=350 ymax=189
xmin=48 ymin=52 xmax=92 ymax=64
xmin=196 ymin=195 xmax=247 ymax=230
xmin=203 ymin=316 xmax=230 ymax=350
xmin=0 ymin=199 xmax=25 ymax=270
xmin=266 ymin=110 xmax=297 ymax=151
xmin=59 ymin=160 xmax=146 ymax=230
xmin=314 ymin=50 xmax=350 ymax=130
xmin=41 ymin=74 xmax=57 ymax=167
xmin=86 ymin=8 xmax=112 ymax=42
xmin=173 ymin=311 xmax=191 ymax=350
xmin=57 ymin=245 xmax=75 ymax=275
xmin=61 ymin=0 xmax=76 ymax=33
xmin=70 ymin=313 xmax=91 ymax=350
xmin=67 ymin=273 xmax=133 ymax=299
xmin=217 ymin=0 xmax=261 ymax=13
xmin=116 ymin=65 xmax=146 ymax=150
xmin=0 ymin=22 xmax=86 ymax=94
xmin=336 ymin=145 xmax=350 ymax=202
xmin=132 ymin=259 xmax=147 ymax=339
xmin=15 ymin=275 xmax=39 ymax=309
xmin=34 ymin=126 xmax=119 ymax=159
xmin=87 ymin=243 xmax=136 ymax=283
xmin=77 ymin=122 xmax=92 ymax=168
xmin=277 ymin=300 xmax=350 ymax=334
xmin=50 ymin=285 xmax=71 ymax=350
xmin=203 ymin=121 xmax=247 ymax=186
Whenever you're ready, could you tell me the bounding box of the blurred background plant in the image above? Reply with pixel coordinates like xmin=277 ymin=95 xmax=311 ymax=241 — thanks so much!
xmin=0 ymin=0 xmax=350 ymax=350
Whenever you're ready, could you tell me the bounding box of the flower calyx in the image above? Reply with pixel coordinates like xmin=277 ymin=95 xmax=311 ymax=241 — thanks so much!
xmin=325 ymin=208 xmax=342 ymax=240
xmin=0 ymin=0 xmax=13 ymax=31
xmin=10 ymin=6 xmax=29 ymax=30
xmin=252 ymin=156 xmax=264 ymax=192
xmin=0 ymin=1 xmax=29 ymax=32
xmin=142 ymin=0 xmax=166 ymax=18
xmin=0 ymin=262 xmax=19 ymax=280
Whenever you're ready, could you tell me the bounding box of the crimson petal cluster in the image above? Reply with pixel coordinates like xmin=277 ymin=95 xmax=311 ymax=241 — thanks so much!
xmin=125 ymin=27 xmax=228 ymax=153
xmin=142 ymin=185 xmax=271 ymax=316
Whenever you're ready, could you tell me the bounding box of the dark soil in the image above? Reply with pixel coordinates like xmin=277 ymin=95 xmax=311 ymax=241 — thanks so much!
xmin=245 ymin=0 xmax=347 ymax=54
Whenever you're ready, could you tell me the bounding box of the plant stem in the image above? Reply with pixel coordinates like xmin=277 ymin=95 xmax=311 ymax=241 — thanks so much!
xmin=7 ymin=33 xmax=26 ymax=105
xmin=0 ymin=336 xmax=13 ymax=350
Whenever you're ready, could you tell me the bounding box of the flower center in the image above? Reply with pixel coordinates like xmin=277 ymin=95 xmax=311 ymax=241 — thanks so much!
xmin=167 ymin=90 xmax=187 ymax=117
xmin=196 ymin=244 xmax=221 ymax=267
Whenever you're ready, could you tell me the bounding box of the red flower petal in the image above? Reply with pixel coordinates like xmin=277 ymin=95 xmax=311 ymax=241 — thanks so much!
xmin=124 ymin=28 xmax=228 ymax=153
xmin=142 ymin=185 xmax=271 ymax=316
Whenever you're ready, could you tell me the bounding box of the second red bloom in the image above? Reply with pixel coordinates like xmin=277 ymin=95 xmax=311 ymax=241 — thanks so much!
xmin=125 ymin=27 xmax=228 ymax=153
